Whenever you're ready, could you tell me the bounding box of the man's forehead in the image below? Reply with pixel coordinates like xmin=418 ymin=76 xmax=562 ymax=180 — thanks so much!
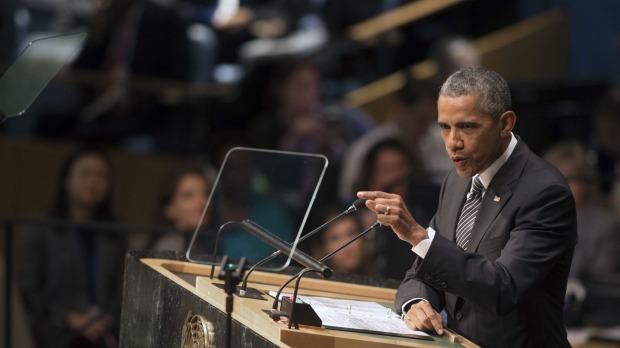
xmin=437 ymin=94 xmax=482 ymax=113
xmin=438 ymin=93 xmax=481 ymax=103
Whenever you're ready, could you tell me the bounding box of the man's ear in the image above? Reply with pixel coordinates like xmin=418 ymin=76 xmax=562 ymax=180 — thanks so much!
xmin=499 ymin=111 xmax=516 ymax=136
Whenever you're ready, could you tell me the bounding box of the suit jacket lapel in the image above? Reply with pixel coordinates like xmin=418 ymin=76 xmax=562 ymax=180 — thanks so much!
xmin=447 ymin=177 xmax=471 ymax=243
xmin=469 ymin=140 xmax=530 ymax=252
xmin=452 ymin=140 xmax=530 ymax=316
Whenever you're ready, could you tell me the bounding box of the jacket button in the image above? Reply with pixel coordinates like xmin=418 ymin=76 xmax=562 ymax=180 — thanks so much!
xmin=455 ymin=312 xmax=463 ymax=320
xmin=440 ymin=282 xmax=447 ymax=289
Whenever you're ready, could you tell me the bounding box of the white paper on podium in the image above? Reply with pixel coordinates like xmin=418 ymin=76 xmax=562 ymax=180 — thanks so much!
xmin=270 ymin=291 xmax=432 ymax=340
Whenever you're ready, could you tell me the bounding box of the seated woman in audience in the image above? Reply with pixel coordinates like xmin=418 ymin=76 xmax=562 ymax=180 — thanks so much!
xmin=311 ymin=204 xmax=377 ymax=276
xmin=150 ymin=166 xmax=213 ymax=253
xmin=543 ymin=140 xmax=620 ymax=277
xmin=350 ymin=137 xmax=438 ymax=280
xmin=17 ymin=145 xmax=126 ymax=348
xmin=544 ymin=140 xmax=620 ymax=325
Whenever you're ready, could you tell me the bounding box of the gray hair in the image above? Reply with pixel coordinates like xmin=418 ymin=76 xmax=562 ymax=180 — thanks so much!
xmin=439 ymin=66 xmax=512 ymax=119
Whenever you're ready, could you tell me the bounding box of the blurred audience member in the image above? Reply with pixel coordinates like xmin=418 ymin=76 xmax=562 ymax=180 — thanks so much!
xmin=320 ymin=0 xmax=405 ymax=85
xmin=250 ymin=58 xmax=373 ymax=206
xmin=311 ymin=204 xmax=377 ymax=276
xmin=236 ymin=0 xmax=327 ymax=66
xmin=427 ymin=33 xmax=481 ymax=89
xmin=179 ymin=0 xmax=318 ymax=72
xmin=340 ymin=77 xmax=444 ymax=203
xmin=68 ymin=0 xmax=190 ymax=147
xmin=17 ymin=146 xmax=126 ymax=348
xmin=593 ymin=88 xmax=620 ymax=215
xmin=351 ymin=137 xmax=438 ymax=280
xmin=8 ymin=0 xmax=195 ymax=153
xmin=251 ymin=59 xmax=372 ymax=156
xmin=544 ymin=140 xmax=620 ymax=278
xmin=150 ymin=166 xmax=213 ymax=252
xmin=544 ymin=139 xmax=620 ymax=326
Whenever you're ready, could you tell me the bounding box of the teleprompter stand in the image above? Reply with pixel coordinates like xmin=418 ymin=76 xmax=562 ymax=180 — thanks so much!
xmin=218 ymin=256 xmax=247 ymax=348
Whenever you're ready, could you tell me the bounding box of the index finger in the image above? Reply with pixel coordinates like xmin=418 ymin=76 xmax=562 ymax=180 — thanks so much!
xmin=357 ymin=191 xmax=394 ymax=199
xmin=419 ymin=305 xmax=444 ymax=335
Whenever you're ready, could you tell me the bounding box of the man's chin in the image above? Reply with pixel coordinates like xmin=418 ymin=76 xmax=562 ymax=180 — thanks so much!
xmin=455 ymin=168 xmax=474 ymax=178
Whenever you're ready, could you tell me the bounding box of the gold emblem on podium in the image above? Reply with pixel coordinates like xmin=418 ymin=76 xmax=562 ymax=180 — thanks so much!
xmin=181 ymin=311 xmax=215 ymax=348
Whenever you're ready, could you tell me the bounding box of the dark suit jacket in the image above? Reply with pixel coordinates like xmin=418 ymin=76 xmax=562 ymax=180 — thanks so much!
xmin=17 ymin=218 xmax=126 ymax=348
xmin=395 ymin=139 xmax=577 ymax=347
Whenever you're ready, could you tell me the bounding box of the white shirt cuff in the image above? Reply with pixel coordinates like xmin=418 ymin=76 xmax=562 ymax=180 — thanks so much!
xmin=412 ymin=227 xmax=435 ymax=258
xmin=401 ymin=298 xmax=429 ymax=313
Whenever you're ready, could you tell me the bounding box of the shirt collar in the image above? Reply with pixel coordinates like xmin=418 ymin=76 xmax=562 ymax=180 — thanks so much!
xmin=475 ymin=133 xmax=517 ymax=191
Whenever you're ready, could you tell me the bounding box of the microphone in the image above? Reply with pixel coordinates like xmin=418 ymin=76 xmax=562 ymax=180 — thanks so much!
xmin=240 ymin=220 xmax=332 ymax=278
xmin=299 ymin=199 xmax=367 ymax=246
xmin=269 ymin=220 xmax=381 ymax=326
xmin=239 ymin=199 xmax=367 ymax=295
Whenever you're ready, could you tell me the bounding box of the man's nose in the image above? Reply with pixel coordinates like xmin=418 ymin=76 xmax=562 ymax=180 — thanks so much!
xmin=446 ymin=130 xmax=463 ymax=150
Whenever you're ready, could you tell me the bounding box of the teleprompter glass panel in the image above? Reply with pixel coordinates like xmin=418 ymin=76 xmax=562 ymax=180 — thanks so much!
xmin=0 ymin=32 xmax=86 ymax=119
xmin=186 ymin=147 xmax=328 ymax=271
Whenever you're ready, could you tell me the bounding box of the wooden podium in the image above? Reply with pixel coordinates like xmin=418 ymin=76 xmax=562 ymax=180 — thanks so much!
xmin=120 ymin=251 xmax=478 ymax=347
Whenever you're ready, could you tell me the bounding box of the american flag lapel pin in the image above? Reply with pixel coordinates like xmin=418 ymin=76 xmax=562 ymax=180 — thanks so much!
xmin=494 ymin=196 xmax=501 ymax=202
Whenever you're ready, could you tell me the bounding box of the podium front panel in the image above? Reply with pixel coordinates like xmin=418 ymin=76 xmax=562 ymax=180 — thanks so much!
xmin=120 ymin=251 xmax=478 ymax=347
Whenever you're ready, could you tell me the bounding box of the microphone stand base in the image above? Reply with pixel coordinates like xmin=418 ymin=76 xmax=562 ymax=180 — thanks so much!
xmin=280 ymin=296 xmax=322 ymax=327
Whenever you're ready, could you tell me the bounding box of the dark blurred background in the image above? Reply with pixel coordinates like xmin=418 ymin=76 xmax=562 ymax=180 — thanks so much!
xmin=1 ymin=0 xmax=620 ymax=346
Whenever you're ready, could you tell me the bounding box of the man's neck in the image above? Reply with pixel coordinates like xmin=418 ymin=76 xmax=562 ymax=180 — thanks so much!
xmin=477 ymin=133 xmax=518 ymax=187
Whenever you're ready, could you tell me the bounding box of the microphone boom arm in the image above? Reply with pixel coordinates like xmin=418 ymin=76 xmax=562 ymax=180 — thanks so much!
xmin=239 ymin=199 xmax=366 ymax=293
xmin=241 ymin=220 xmax=332 ymax=278
xmin=319 ymin=221 xmax=381 ymax=263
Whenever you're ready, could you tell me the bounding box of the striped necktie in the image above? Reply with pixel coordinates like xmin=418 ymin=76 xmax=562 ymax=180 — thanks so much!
xmin=455 ymin=176 xmax=484 ymax=251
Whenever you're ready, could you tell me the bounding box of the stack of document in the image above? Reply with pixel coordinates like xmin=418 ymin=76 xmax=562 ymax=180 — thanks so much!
xmin=270 ymin=291 xmax=432 ymax=340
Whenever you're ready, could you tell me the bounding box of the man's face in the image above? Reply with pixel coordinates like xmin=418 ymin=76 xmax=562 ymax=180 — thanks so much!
xmin=437 ymin=94 xmax=512 ymax=177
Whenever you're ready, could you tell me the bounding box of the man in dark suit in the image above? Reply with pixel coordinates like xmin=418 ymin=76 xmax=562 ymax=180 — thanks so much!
xmin=358 ymin=66 xmax=577 ymax=347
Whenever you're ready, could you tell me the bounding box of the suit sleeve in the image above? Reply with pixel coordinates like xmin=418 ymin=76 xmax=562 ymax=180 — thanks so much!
xmin=16 ymin=224 xmax=66 ymax=344
xmin=394 ymin=236 xmax=446 ymax=314
xmin=417 ymin=181 xmax=576 ymax=315
xmin=394 ymin=173 xmax=451 ymax=314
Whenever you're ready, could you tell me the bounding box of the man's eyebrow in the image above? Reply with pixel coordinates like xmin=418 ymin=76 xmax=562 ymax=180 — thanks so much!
xmin=455 ymin=121 xmax=480 ymax=126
